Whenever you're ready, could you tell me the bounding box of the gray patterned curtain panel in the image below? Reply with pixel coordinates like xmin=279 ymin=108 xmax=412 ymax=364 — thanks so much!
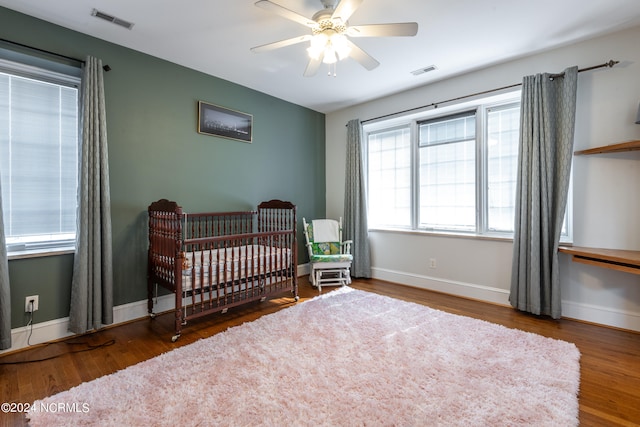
xmin=510 ymin=66 xmax=578 ymax=319
xmin=69 ymin=56 xmax=114 ymax=334
xmin=344 ymin=119 xmax=371 ymax=278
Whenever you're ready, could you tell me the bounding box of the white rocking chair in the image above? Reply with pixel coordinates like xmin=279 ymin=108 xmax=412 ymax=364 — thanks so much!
xmin=303 ymin=217 xmax=353 ymax=292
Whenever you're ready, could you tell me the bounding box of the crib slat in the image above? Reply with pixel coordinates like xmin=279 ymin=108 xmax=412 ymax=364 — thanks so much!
xmin=207 ymin=248 xmax=213 ymax=309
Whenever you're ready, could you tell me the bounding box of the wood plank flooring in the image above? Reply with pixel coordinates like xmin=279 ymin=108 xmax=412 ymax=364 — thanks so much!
xmin=1 ymin=277 xmax=639 ymax=426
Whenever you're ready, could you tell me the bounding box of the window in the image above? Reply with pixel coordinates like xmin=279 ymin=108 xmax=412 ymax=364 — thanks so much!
xmin=367 ymin=126 xmax=411 ymax=227
xmin=485 ymin=104 xmax=520 ymax=233
xmin=0 ymin=56 xmax=80 ymax=255
xmin=419 ymin=111 xmax=477 ymax=231
xmin=365 ymin=92 xmax=570 ymax=238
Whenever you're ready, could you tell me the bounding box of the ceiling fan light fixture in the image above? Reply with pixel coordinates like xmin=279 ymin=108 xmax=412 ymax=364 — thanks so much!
xmin=331 ymin=34 xmax=351 ymax=60
xmin=323 ymin=47 xmax=338 ymax=64
xmin=308 ymin=32 xmax=351 ymax=64
xmin=307 ymin=33 xmax=328 ymax=60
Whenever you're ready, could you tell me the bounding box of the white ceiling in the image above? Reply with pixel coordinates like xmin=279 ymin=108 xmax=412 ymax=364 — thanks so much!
xmin=2 ymin=0 xmax=640 ymax=113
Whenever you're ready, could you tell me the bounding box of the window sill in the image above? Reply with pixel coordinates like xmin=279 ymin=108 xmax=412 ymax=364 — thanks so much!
xmin=368 ymin=227 xmax=573 ymax=245
xmin=8 ymin=246 xmax=75 ymax=260
xmin=368 ymin=227 xmax=514 ymax=243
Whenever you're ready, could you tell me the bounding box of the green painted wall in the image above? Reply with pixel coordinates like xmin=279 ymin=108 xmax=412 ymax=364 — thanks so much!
xmin=1 ymin=7 xmax=326 ymax=329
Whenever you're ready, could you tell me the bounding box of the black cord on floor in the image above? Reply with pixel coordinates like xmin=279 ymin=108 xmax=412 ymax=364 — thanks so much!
xmin=0 ymin=339 xmax=116 ymax=365
xmin=0 ymin=301 xmax=117 ymax=365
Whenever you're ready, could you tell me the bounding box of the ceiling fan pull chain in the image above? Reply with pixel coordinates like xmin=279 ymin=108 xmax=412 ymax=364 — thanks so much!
xmin=328 ymin=62 xmax=337 ymax=77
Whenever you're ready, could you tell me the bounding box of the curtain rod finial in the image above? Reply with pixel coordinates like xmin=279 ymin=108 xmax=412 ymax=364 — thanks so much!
xmin=606 ymin=60 xmax=619 ymax=68
xmin=102 ymin=64 xmax=111 ymax=72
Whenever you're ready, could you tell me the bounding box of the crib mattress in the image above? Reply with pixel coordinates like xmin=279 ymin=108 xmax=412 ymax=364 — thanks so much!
xmin=181 ymin=244 xmax=291 ymax=291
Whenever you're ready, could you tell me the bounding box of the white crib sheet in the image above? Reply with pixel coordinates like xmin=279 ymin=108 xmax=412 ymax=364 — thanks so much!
xmin=181 ymin=244 xmax=291 ymax=291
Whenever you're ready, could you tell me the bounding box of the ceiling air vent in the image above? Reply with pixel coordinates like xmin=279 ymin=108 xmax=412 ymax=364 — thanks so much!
xmin=91 ymin=9 xmax=134 ymax=30
xmin=411 ymin=65 xmax=437 ymax=76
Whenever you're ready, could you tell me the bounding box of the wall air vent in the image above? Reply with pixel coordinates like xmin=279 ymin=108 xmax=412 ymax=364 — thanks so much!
xmin=411 ymin=65 xmax=437 ymax=76
xmin=91 ymin=9 xmax=134 ymax=30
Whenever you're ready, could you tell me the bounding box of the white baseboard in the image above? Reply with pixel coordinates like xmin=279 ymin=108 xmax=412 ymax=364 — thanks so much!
xmin=561 ymin=300 xmax=640 ymax=332
xmin=4 ymin=317 xmax=74 ymax=354
xmin=371 ymin=267 xmax=510 ymax=306
xmin=371 ymin=267 xmax=640 ymax=332
xmin=112 ymin=293 xmax=175 ymax=324
xmin=298 ymin=263 xmax=310 ymax=276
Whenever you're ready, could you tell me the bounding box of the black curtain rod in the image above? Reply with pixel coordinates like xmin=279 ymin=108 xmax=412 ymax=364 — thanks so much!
xmin=358 ymin=60 xmax=619 ymax=125
xmin=0 ymin=38 xmax=111 ymax=72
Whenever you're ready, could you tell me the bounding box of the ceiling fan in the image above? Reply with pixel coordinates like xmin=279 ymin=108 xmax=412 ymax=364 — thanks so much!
xmin=250 ymin=0 xmax=418 ymax=76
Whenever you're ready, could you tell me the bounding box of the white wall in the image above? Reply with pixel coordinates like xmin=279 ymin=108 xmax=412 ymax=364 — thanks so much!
xmin=326 ymin=25 xmax=640 ymax=331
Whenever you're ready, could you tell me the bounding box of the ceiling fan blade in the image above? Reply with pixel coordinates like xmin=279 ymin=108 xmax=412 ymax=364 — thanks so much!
xmin=347 ymin=40 xmax=380 ymax=70
xmin=251 ymin=35 xmax=312 ymax=53
xmin=331 ymin=0 xmax=363 ymax=22
xmin=304 ymin=56 xmax=323 ymax=77
xmin=254 ymin=0 xmax=315 ymax=28
xmin=347 ymin=22 xmax=418 ymax=37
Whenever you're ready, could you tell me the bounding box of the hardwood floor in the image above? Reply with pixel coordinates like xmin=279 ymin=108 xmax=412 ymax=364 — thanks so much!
xmin=1 ymin=277 xmax=639 ymax=426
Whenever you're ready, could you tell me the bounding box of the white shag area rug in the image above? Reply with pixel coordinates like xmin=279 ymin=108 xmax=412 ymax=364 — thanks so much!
xmin=29 ymin=287 xmax=580 ymax=426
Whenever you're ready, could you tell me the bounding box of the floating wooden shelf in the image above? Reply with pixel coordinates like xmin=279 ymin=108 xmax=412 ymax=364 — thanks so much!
xmin=574 ymin=140 xmax=640 ymax=155
xmin=564 ymin=139 xmax=640 ymax=274
xmin=559 ymin=246 xmax=640 ymax=275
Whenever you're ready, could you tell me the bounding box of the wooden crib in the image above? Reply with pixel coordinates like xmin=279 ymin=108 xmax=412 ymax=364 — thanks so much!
xmin=147 ymin=199 xmax=298 ymax=341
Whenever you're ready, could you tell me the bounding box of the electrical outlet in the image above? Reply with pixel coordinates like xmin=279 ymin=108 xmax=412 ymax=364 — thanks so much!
xmin=25 ymin=295 xmax=39 ymax=312
xmin=429 ymin=258 xmax=437 ymax=269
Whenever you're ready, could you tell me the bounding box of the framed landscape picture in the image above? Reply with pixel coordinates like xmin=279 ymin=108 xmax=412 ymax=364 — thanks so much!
xmin=197 ymin=101 xmax=253 ymax=143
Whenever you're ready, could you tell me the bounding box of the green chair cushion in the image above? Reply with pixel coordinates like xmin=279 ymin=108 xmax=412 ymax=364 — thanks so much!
xmin=310 ymin=253 xmax=353 ymax=263
xmin=310 ymin=241 xmax=341 ymax=255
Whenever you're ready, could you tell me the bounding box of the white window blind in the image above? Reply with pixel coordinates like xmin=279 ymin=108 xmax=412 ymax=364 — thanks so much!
xmin=0 ymin=60 xmax=79 ymax=254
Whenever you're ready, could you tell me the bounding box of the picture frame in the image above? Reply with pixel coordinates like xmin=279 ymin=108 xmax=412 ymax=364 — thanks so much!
xmin=197 ymin=101 xmax=253 ymax=143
